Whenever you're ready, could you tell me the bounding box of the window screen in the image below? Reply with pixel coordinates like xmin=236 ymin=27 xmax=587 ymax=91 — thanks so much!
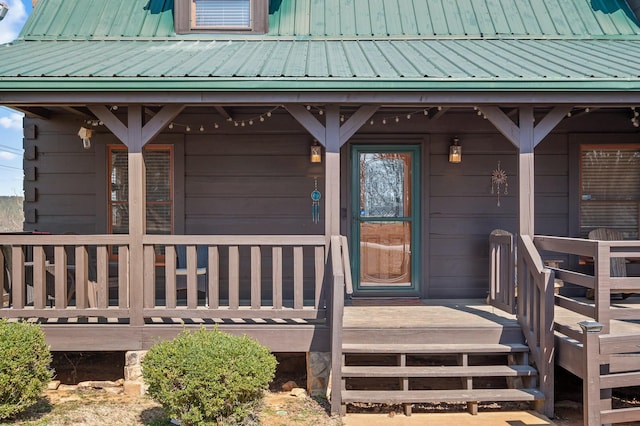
xmin=580 ymin=145 xmax=640 ymax=239
xmin=109 ymin=146 xmax=173 ymax=236
xmin=194 ymin=0 xmax=251 ymax=27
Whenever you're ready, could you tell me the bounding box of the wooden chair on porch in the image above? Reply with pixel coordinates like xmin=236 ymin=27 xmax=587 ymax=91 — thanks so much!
xmin=587 ymin=228 xmax=632 ymax=300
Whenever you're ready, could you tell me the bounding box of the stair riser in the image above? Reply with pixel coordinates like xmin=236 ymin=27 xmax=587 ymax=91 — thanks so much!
xmin=343 ymin=327 xmax=525 ymax=345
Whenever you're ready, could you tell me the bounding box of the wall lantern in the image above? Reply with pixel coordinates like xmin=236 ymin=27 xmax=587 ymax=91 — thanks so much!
xmin=310 ymin=140 xmax=322 ymax=163
xmin=449 ymin=136 xmax=462 ymax=163
xmin=0 ymin=2 xmax=9 ymax=21
xmin=78 ymin=127 xmax=93 ymax=149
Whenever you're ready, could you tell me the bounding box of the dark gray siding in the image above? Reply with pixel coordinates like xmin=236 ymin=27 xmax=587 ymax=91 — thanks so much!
xmin=22 ymin=107 xmax=638 ymax=299
xmin=23 ymin=114 xmax=98 ymax=234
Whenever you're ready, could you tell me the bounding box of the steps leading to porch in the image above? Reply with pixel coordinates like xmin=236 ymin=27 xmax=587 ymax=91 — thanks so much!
xmin=340 ymin=342 xmax=541 ymax=415
xmin=340 ymin=325 xmax=543 ymax=415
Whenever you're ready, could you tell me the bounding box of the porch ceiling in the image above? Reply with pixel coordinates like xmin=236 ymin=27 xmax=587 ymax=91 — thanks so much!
xmin=2 ymin=38 xmax=640 ymax=93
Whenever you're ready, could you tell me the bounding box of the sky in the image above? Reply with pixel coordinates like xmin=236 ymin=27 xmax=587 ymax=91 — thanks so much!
xmin=0 ymin=0 xmax=32 ymax=196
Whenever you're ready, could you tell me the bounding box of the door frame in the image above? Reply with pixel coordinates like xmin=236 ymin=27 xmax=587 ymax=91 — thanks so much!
xmin=350 ymin=144 xmax=421 ymax=296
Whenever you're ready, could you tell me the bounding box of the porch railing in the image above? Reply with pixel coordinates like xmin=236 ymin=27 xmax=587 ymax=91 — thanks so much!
xmin=533 ymin=235 xmax=640 ymax=425
xmin=0 ymin=234 xmax=130 ymax=319
xmin=141 ymin=235 xmax=326 ymax=320
xmin=329 ymin=235 xmax=353 ymax=415
xmin=534 ymin=236 xmax=640 ymax=333
xmin=1 ymin=234 xmax=331 ymax=324
xmin=518 ymin=235 xmax=555 ymax=418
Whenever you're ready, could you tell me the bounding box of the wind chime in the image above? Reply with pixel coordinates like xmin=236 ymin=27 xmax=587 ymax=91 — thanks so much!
xmin=491 ymin=161 xmax=508 ymax=207
xmin=311 ymin=178 xmax=322 ymax=224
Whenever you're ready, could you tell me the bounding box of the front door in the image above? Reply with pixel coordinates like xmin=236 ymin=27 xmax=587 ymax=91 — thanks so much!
xmin=351 ymin=145 xmax=420 ymax=295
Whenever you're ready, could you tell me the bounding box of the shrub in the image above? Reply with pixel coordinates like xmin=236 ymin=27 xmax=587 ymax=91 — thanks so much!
xmin=142 ymin=327 xmax=277 ymax=425
xmin=0 ymin=320 xmax=53 ymax=420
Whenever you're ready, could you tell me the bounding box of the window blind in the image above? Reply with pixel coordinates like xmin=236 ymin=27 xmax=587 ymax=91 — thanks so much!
xmin=109 ymin=148 xmax=172 ymax=236
xmin=580 ymin=146 xmax=640 ymax=239
xmin=195 ymin=0 xmax=251 ymax=27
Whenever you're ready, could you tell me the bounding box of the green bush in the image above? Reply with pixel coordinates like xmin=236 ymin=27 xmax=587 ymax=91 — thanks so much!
xmin=142 ymin=328 xmax=277 ymax=425
xmin=0 ymin=320 xmax=53 ymax=420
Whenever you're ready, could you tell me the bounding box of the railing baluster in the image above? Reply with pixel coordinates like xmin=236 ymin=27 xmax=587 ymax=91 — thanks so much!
xmin=272 ymin=247 xmax=282 ymax=309
xmin=208 ymin=246 xmax=219 ymax=309
xmin=251 ymin=246 xmax=261 ymax=309
xmin=229 ymin=246 xmax=239 ymax=309
xmin=76 ymin=245 xmax=89 ymax=309
xmin=54 ymin=246 xmax=67 ymax=309
xmin=143 ymin=245 xmax=155 ymax=309
xmin=11 ymin=246 xmax=24 ymax=309
xmin=165 ymin=245 xmax=177 ymax=309
xmin=187 ymin=245 xmax=197 ymax=309
xmin=118 ymin=246 xmax=129 ymax=309
xmin=33 ymin=246 xmax=46 ymax=309
xmin=96 ymin=245 xmax=109 ymax=308
xmin=315 ymin=246 xmax=324 ymax=309
xmin=294 ymin=246 xmax=303 ymax=309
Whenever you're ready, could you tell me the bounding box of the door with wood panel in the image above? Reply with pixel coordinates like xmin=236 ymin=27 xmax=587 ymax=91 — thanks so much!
xmin=351 ymin=146 xmax=420 ymax=295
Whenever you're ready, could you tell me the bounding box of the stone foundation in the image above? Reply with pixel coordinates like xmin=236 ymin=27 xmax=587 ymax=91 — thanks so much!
xmin=124 ymin=350 xmax=148 ymax=396
xmin=306 ymin=352 xmax=331 ymax=397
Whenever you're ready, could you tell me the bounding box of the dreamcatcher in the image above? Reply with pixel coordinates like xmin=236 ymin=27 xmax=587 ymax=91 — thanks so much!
xmin=491 ymin=161 xmax=508 ymax=207
xmin=311 ymin=178 xmax=322 ymax=224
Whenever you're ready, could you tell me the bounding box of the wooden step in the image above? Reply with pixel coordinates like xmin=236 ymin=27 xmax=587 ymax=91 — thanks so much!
xmin=342 ymin=365 xmax=537 ymax=378
xmin=342 ymin=327 xmax=525 ymax=346
xmin=341 ymin=388 xmax=545 ymax=404
xmin=342 ymin=343 xmax=529 ymax=354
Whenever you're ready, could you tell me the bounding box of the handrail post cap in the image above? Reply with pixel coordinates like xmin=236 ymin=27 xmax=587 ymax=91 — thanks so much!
xmin=578 ymin=321 xmax=604 ymax=333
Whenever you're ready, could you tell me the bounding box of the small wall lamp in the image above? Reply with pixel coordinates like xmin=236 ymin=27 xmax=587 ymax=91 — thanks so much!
xmin=310 ymin=140 xmax=322 ymax=163
xmin=78 ymin=127 xmax=93 ymax=149
xmin=449 ymin=136 xmax=462 ymax=163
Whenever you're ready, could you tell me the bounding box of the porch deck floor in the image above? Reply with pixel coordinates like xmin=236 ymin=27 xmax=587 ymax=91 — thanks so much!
xmin=344 ymin=299 xmax=518 ymax=329
xmin=344 ymin=297 xmax=640 ymax=334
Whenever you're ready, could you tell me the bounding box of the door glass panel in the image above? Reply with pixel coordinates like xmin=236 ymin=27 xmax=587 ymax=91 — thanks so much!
xmin=360 ymin=221 xmax=411 ymax=287
xmin=357 ymin=151 xmax=414 ymax=288
xmin=360 ymin=153 xmax=411 ymax=218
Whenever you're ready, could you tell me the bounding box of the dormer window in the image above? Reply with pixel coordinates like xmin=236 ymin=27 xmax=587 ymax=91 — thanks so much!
xmin=175 ymin=0 xmax=268 ymax=34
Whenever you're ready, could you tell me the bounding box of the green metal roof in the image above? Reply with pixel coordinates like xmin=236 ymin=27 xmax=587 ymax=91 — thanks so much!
xmin=19 ymin=0 xmax=640 ymax=40
xmin=3 ymin=0 xmax=640 ymax=93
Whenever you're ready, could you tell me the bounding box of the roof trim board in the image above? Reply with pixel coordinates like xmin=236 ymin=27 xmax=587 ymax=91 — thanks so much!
xmin=3 ymin=77 xmax=640 ymax=92
xmin=2 ymin=91 xmax=640 ymax=107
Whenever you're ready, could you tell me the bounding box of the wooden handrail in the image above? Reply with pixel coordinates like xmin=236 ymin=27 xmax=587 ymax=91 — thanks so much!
xmin=329 ymin=235 xmax=350 ymax=415
xmin=518 ymin=235 xmax=555 ymax=418
xmin=533 ymin=234 xmax=640 ymax=331
xmin=143 ymin=235 xmax=326 ymax=246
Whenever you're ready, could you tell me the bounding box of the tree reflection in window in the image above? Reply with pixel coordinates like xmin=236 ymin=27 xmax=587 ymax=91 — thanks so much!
xmin=360 ymin=153 xmax=411 ymax=218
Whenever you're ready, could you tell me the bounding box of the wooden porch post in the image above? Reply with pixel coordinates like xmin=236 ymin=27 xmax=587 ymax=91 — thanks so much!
xmin=127 ymin=105 xmax=145 ymax=327
xmin=325 ymin=105 xmax=341 ymax=239
xmin=519 ymin=107 xmax=535 ymax=237
xmin=482 ymin=105 xmax=571 ymax=418
xmin=88 ymin=104 xmax=184 ymax=327
xmin=480 ymin=106 xmax=571 ymax=237
xmin=285 ymin=104 xmax=378 ymax=241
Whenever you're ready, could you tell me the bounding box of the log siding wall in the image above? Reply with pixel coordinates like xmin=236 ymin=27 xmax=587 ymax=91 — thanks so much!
xmin=21 ymin=109 xmax=636 ymax=299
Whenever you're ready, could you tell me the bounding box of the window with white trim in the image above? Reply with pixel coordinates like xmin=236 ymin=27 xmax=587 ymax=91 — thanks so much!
xmin=174 ymin=0 xmax=268 ymax=34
